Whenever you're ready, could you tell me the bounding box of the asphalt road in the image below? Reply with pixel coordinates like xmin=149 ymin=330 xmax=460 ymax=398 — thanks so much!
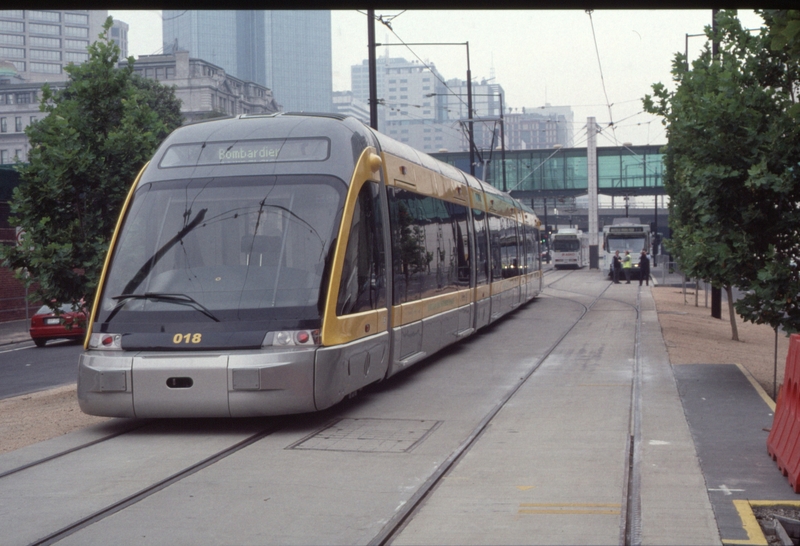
xmin=0 ymin=340 xmax=84 ymax=399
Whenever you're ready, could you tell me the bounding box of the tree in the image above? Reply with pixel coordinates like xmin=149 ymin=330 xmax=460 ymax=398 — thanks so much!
xmin=644 ymin=10 xmax=800 ymax=338
xmin=0 ymin=17 xmax=182 ymax=317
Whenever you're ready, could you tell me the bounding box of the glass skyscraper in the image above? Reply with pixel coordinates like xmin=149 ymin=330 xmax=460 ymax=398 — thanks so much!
xmin=162 ymin=10 xmax=332 ymax=113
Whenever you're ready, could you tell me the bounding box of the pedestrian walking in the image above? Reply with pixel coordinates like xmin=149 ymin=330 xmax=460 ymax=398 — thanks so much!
xmin=622 ymin=250 xmax=632 ymax=283
xmin=638 ymin=249 xmax=651 ymax=286
xmin=612 ymin=250 xmax=622 ymax=283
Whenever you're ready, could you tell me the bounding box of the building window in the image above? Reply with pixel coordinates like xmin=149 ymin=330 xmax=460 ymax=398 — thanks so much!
xmin=30 ymin=116 xmax=37 ymax=125
xmin=14 ymin=149 xmax=22 ymax=160
xmin=0 ymin=47 xmax=24 ymax=58
xmin=65 ymin=51 xmax=88 ymax=63
xmin=0 ymin=33 xmax=24 ymax=45
xmin=30 ymin=62 xmax=61 ymax=74
xmin=28 ymin=11 xmax=61 ymax=22
xmin=0 ymin=118 xmax=6 ymax=132
xmin=31 ymin=49 xmax=61 ymax=61
xmin=64 ymin=12 xmax=89 ymax=25
xmin=64 ymin=26 xmax=89 ymax=38
xmin=0 ymin=21 xmax=24 ymax=32
xmin=0 ymin=10 xmax=24 ymax=19
xmin=0 ymin=150 xmax=8 ymax=164
xmin=64 ymin=39 xmax=88 ymax=49
xmin=16 ymin=93 xmax=31 ymax=104
xmin=30 ymin=36 xmax=60 ymax=47
xmin=29 ymin=23 xmax=61 ymax=35
xmin=15 ymin=117 xmax=22 ymax=132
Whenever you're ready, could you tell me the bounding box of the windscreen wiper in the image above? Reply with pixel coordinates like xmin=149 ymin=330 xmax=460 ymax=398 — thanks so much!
xmin=121 ymin=208 xmax=207 ymax=295
xmin=105 ymin=292 xmax=220 ymax=323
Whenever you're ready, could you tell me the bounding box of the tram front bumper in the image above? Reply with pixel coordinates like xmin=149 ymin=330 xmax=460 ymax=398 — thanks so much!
xmin=78 ymin=349 xmax=317 ymax=418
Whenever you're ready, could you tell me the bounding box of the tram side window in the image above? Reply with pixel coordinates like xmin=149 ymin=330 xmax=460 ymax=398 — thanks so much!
xmin=531 ymin=228 xmax=541 ymax=272
xmin=336 ymin=182 xmax=386 ymax=316
xmin=488 ymin=214 xmax=504 ymax=281
xmin=472 ymin=209 xmax=489 ymax=285
xmin=448 ymin=201 xmax=471 ymax=286
xmin=500 ymin=219 xmax=520 ymax=278
xmin=388 ymin=187 xmax=469 ymax=305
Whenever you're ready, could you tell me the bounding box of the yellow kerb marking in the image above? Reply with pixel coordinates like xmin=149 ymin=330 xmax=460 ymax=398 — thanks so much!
xmin=518 ymin=502 xmax=620 ymax=516
xmin=735 ymin=363 xmax=776 ymax=411
xmin=721 ymin=499 xmax=796 ymax=545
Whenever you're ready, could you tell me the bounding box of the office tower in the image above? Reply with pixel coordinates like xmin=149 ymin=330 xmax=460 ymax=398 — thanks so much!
xmin=162 ymin=10 xmax=332 ymax=113
xmin=0 ymin=10 xmax=107 ymax=82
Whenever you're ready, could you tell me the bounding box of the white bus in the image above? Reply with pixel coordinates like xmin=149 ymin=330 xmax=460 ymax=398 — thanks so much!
xmin=602 ymin=219 xmax=651 ymax=278
xmin=551 ymin=229 xmax=588 ymax=269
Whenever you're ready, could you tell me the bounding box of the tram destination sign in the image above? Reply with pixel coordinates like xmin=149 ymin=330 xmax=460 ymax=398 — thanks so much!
xmin=159 ymin=138 xmax=330 ymax=168
xmin=608 ymin=226 xmax=644 ymax=233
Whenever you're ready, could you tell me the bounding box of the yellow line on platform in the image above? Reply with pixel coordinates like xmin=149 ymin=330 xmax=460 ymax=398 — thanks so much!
xmin=518 ymin=502 xmax=621 ymax=516
xmin=735 ymin=363 xmax=776 ymax=411
xmin=518 ymin=509 xmax=620 ymax=515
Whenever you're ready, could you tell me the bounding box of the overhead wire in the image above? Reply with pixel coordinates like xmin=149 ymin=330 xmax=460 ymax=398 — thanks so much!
xmin=586 ymin=10 xmax=618 ymax=145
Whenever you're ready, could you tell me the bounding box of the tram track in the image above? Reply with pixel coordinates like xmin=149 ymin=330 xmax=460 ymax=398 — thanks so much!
xmin=4 ymin=272 xmax=646 ymax=546
xmin=371 ymin=274 xmax=645 ymax=546
xmin=27 ymin=419 xmax=289 ymax=546
xmin=0 ymin=421 xmax=152 ymax=480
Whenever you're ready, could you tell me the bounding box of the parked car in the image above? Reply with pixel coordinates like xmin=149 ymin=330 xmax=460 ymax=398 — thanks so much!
xmin=29 ymin=302 xmax=86 ymax=347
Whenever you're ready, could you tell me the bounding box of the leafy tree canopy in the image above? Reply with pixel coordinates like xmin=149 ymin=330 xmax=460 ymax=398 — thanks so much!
xmin=644 ymin=10 xmax=800 ymax=335
xmin=0 ymin=17 xmax=182 ymax=316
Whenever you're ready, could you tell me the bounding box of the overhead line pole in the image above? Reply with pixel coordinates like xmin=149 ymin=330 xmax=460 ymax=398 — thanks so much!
xmin=367 ymin=10 xmax=378 ymax=130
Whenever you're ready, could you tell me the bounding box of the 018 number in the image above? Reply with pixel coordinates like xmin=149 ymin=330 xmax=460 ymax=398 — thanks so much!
xmin=173 ymin=333 xmax=202 ymax=344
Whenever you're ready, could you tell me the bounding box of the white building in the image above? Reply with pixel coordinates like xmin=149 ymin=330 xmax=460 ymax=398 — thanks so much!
xmin=332 ymin=91 xmax=369 ymax=125
xmin=128 ymin=51 xmax=280 ymax=123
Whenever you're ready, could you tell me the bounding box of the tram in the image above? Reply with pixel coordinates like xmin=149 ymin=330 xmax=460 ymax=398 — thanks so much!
xmin=550 ymin=229 xmax=587 ymax=269
xmin=78 ymin=113 xmax=543 ymax=418
xmin=602 ymin=219 xmax=651 ymax=278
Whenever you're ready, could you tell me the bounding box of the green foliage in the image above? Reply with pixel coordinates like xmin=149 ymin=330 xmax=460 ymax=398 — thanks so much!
xmin=0 ymin=17 xmax=183 ymax=315
xmin=644 ymin=10 xmax=800 ymax=334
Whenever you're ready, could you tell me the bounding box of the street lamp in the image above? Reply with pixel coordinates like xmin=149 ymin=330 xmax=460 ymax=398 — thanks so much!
xmin=371 ymin=40 xmax=475 ymax=176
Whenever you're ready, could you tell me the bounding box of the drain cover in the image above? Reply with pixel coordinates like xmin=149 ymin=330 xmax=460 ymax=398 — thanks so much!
xmin=288 ymin=418 xmax=442 ymax=453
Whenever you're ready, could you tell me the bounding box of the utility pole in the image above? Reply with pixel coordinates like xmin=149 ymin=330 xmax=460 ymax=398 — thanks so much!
xmin=466 ymin=42 xmax=474 ymax=177
xmin=367 ymin=10 xmax=378 ymax=130
xmin=499 ymin=91 xmax=506 ymax=192
xmin=587 ymin=117 xmax=599 ymax=269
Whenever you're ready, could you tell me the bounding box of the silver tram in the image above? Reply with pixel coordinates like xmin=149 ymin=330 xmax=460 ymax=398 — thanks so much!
xmin=78 ymin=113 xmax=543 ymax=418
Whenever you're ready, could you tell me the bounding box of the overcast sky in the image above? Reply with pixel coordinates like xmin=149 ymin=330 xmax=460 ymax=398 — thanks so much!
xmin=108 ymin=9 xmax=766 ymax=147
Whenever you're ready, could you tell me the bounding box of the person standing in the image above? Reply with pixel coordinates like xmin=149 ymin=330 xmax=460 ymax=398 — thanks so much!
xmin=622 ymin=250 xmax=633 ymax=283
xmin=612 ymin=250 xmax=622 ymax=283
xmin=638 ymin=249 xmax=651 ymax=286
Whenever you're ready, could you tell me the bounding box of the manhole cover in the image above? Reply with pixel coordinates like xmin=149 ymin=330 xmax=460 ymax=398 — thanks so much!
xmin=288 ymin=418 xmax=442 ymax=453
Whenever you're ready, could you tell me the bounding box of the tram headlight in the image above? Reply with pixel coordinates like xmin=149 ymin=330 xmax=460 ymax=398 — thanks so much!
xmin=88 ymin=333 xmax=123 ymax=350
xmin=262 ymin=329 xmax=320 ymax=347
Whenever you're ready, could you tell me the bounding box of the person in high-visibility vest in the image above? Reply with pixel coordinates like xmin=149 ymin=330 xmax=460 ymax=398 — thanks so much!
xmin=622 ymin=250 xmax=633 ymax=284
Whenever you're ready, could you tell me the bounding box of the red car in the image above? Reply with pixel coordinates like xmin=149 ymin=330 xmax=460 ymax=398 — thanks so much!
xmin=29 ymin=303 xmax=87 ymax=347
